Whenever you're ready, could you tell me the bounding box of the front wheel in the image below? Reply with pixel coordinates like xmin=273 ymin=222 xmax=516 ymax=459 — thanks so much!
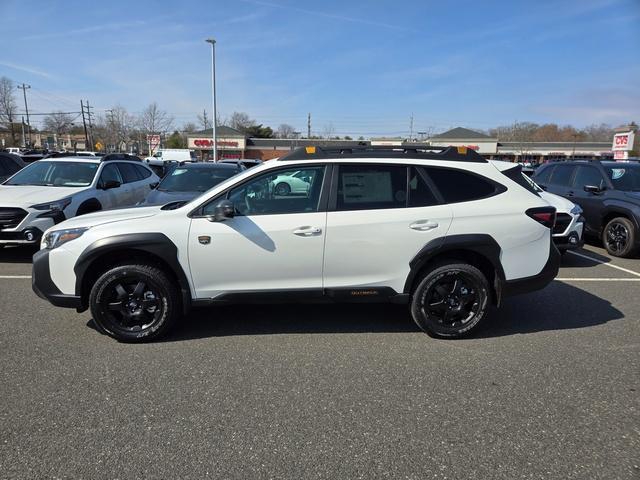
xmin=411 ymin=263 xmax=490 ymax=338
xmin=603 ymin=217 xmax=636 ymax=258
xmin=89 ymin=264 xmax=180 ymax=342
xmin=274 ymin=182 xmax=291 ymax=196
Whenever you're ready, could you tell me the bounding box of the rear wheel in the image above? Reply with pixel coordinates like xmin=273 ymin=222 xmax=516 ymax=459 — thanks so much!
xmin=411 ymin=263 xmax=490 ymax=338
xmin=89 ymin=264 xmax=180 ymax=342
xmin=274 ymin=182 xmax=291 ymax=196
xmin=603 ymin=217 xmax=636 ymax=258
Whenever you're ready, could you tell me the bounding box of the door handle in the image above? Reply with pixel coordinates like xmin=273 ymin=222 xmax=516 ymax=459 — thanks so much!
xmin=567 ymin=190 xmax=575 ymax=197
xmin=293 ymin=226 xmax=322 ymax=236
xmin=410 ymin=220 xmax=439 ymax=231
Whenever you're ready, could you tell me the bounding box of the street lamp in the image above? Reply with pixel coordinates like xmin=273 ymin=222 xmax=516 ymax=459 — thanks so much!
xmin=205 ymin=38 xmax=218 ymax=162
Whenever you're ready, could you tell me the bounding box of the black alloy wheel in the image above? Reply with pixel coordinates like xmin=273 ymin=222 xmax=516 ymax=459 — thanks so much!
xmin=90 ymin=264 xmax=179 ymax=342
xmin=411 ymin=263 xmax=489 ymax=338
xmin=603 ymin=217 xmax=636 ymax=258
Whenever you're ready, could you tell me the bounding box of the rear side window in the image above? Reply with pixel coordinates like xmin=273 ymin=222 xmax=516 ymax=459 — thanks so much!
xmin=534 ymin=165 xmax=554 ymax=184
xmin=426 ymin=167 xmax=497 ymax=203
xmin=409 ymin=167 xmax=439 ymax=207
xmin=337 ymin=165 xmax=407 ymax=211
xmin=117 ymin=163 xmax=142 ymax=183
xmin=549 ymin=165 xmax=575 ymax=186
xmin=134 ymin=164 xmax=152 ymax=179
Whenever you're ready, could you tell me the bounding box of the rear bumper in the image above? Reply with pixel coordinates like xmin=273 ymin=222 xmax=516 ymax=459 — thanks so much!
xmin=32 ymin=248 xmax=82 ymax=309
xmin=501 ymin=237 xmax=560 ymax=298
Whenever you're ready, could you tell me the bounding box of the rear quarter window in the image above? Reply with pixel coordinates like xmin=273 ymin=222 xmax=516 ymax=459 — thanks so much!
xmin=426 ymin=167 xmax=499 ymax=203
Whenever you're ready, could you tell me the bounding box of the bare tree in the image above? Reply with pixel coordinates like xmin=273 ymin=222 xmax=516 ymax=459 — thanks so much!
xmin=94 ymin=105 xmax=136 ymax=152
xmin=43 ymin=111 xmax=75 ymax=135
xmin=197 ymin=110 xmax=210 ymax=130
xmin=228 ymin=112 xmax=255 ymax=132
xmin=138 ymin=102 xmax=173 ymax=136
xmin=322 ymin=122 xmax=335 ymax=139
xmin=0 ymin=76 xmax=18 ymax=146
xmin=276 ymin=123 xmax=296 ymax=138
xmin=182 ymin=122 xmax=198 ymax=133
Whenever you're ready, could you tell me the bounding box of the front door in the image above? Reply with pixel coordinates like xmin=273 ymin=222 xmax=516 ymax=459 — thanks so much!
xmin=188 ymin=165 xmax=328 ymax=299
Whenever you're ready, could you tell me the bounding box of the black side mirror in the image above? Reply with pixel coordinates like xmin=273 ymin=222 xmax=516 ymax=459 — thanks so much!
xmin=207 ymin=199 xmax=235 ymax=222
xmin=102 ymin=180 xmax=121 ymax=190
xmin=584 ymin=185 xmax=602 ymax=194
xmin=149 ymin=182 xmax=159 ymax=189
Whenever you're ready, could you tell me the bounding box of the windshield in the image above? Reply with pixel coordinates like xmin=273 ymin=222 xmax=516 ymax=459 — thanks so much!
xmin=157 ymin=167 xmax=238 ymax=192
xmin=4 ymin=161 xmax=99 ymax=187
xmin=605 ymin=165 xmax=640 ymax=192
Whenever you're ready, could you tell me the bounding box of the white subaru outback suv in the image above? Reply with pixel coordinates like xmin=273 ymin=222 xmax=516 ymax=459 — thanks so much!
xmin=0 ymin=157 xmax=159 ymax=246
xmin=32 ymin=145 xmax=560 ymax=342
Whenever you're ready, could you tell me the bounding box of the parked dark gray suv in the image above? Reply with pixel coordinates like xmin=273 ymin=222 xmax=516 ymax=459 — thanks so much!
xmin=533 ymin=160 xmax=640 ymax=257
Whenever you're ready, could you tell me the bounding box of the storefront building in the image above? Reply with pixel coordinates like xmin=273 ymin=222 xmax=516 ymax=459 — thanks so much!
xmin=186 ymin=126 xmax=246 ymax=160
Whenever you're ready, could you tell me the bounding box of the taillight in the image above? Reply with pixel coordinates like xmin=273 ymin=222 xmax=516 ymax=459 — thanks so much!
xmin=526 ymin=207 xmax=556 ymax=229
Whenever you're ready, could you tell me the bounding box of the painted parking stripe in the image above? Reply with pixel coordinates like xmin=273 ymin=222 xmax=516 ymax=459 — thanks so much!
xmin=557 ymin=277 xmax=640 ymax=281
xmin=0 ymin=275 xmax=31 ymax=279
xmin=568 ymin=250 xmax=640 ymax=278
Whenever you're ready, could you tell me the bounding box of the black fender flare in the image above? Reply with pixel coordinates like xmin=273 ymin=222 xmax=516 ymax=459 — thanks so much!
xmin=403 ymin=234 xmax=505 ymax=298
xmin=74 ymin=233 xmax=192 ymax=313
xmin=76 ymin=198 xmax=102 ymax=216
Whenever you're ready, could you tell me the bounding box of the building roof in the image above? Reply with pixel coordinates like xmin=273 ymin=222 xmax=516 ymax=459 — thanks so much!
xmin=246 ymin=138 xmax=367 ymax=148
xmin=192 ymin=126 xmax=246 ymax=137
xmin=499 ymin=141 xmax=611 ymax=150
xmin=431 ymin=127 xmax=493 ymax=140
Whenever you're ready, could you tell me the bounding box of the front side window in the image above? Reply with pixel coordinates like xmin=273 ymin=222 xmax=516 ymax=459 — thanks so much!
xmin=426 ymin=167 xmax=497 ymax=203
xmin=99 ymin=163 xmax=122 ymax=187
xmin=573 ymin=166 xmax=605 ymax=189
xmin=203 ymin=166 xmax=325 ymax=216
xmin=336 ymin=165 xmax=406 ymax=211
xmin=4 ymin=161 xmax=99 ymax=187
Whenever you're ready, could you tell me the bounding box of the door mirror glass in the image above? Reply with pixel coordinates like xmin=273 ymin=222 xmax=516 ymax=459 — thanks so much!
xmin=102 ymin=179 xmax=121 ymax=190
xmin=207 ymin=199 xmax=235 ymax=222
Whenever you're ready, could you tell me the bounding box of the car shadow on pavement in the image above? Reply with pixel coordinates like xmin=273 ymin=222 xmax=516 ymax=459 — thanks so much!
xmin=129 ymin=280 xmax=623 ymax=342
xmin=0 ymin=245 xmax=37 ymax=264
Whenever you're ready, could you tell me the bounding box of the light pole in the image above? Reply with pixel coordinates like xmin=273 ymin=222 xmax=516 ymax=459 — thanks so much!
xmin=205 ymin=38 xmax=218 ymax=162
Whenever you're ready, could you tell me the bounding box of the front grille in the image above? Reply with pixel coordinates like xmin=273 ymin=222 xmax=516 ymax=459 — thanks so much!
xmin=553 ymin=213 xmax=572 ymax=234
xmin=0 ymin=207 xmax=28 ymax=229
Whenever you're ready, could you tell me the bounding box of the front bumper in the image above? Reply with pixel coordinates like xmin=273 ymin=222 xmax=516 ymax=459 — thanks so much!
xmin=32 ymin=248 xmax=82 ymax=309
xmin=553 ymin=218 xmax=584 ymax=251
xmin=501 ymin=236 xmax=560 ymax=298
xmin=0 ymin=227 xmax=44 ymax=245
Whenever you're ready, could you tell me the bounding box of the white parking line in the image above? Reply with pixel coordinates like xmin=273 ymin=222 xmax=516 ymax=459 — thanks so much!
xmin=567 ymin=250 xmax=640 ymax=278
xmin=0 ymin=275 xmax=31 ymax=279
xmin=557 ymin=277 xmax=640 ymax=281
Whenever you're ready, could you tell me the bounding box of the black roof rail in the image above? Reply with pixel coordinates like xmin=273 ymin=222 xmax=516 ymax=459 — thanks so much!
xmin=278 ymin=144 xmax=487 ymax=163
xmin=101 ymin=153 xmax=141 ymax=162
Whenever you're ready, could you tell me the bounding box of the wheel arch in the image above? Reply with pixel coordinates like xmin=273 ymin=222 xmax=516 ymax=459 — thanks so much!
xmin=601 ymin=207 xmax=639 ymax=232
xmin=75 ymin=198 xmax=102 ymax=216
xmin=74 ymin=233 xmax=192 ymax=314
xmin=404 ymin=234 xmax=505 ymax=305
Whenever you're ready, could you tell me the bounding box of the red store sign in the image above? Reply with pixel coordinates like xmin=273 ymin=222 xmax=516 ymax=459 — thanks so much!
xmin=193 ymin=139 xmax=240 ymax=148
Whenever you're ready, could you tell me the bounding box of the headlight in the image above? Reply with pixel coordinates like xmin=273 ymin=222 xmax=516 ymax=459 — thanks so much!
xmin=31 ymin=198 xmax=72 ymax=211
xmin=570 ymin=204 xmax=583 ymax=215
xmin=42 ymin=227 xmax=89 ymax=250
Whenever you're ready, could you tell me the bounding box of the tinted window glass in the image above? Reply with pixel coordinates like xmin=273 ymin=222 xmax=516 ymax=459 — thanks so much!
xmin=3 ymin=159 xmax=20 ymax=175
xmin=337 ymin=165 xmax=406 ymax=211
xmin=99 ymin=163 xmax=122 ymax=187
xmin=426 ymin=167 xmax=496 ymax=203
xmin=118 ymin=163 xmax=141 ymax=183
xmin=135 ymin=164 xmax=152 ymax=179
xmin=501 ymin=165 xmax=539 ymax=196
xmin=534 ymin=165 xmax=554 ymax=184
xmin=604 ymin=165 xmax=640 ymax=192
xmin=549 ymin=165 xmax=575 ymax=186
xmin=0 ymin=162 xmax=8 ymax=176
xmin=159 ymin=167 xmax=238 ymax=193
xmin=409 ymin=167 xmax=439 ymax=207
xmin=573 ymin=166 xmax=604 ymax=189
xmin=205 ymin=166 xmax=325 ymax=216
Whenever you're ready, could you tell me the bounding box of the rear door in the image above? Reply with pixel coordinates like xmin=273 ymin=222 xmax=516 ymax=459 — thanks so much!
xmin=322 ymin=164 xmax=452 ymax=294
xmin=115 ymin=162 xmax=139 ymax=206
xmin=95 ymin=163 xmax=125 ymax=209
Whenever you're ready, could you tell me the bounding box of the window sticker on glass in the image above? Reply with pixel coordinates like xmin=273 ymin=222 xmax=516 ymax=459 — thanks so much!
xmin=172 ymin=169 xmax=188 ymax=176
xmin=611 ymin=169 xmax=625 ymax=180
xmin=342 ymin=172 xmax=393 ymax=203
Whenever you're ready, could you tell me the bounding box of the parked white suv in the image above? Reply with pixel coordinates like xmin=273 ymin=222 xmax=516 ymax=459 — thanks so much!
xmin=32 ymin=146 xmax=560 ymax=342
xmin=0 ymin=157 xmax=159 ymax=246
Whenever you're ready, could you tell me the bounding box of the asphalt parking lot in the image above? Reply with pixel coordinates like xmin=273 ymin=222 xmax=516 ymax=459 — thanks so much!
xmin=0 ymin=245 xmax=638 ymax=479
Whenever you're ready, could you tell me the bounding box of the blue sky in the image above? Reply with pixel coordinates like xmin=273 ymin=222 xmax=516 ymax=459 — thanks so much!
xmin=1 ymin=0 xmax=639 ymax=137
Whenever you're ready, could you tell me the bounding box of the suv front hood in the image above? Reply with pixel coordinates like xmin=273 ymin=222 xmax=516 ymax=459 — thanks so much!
xmin=56 ymin=206 xmax=162 ymax=229
xmin=0 ymin=185 xmax=84 ymax=207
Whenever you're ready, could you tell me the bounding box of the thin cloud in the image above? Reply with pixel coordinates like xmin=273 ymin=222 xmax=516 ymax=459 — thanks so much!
xmin=20 ymin=20 xmax=148 ymax=41
xmin=238 ymin=0 xmax=414 ymax=32
xmin=0 ymin=61 xmax=53 ymax=79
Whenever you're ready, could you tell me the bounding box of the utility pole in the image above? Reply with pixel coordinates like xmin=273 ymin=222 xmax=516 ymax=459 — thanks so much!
xmin=17 ymin=84 xmax=31 ymax=146
xmin=80 ymin=100 xmax=89 ymax=150
xmin=409 ymin=113 xmax=414 ymax=142
xmin=20 ymin=116 xmax=26 ymax=148
xmin=85 ymin=101 xmax=95 ymax=150
xmin=307 ymin=113 xmax=311 ymax=138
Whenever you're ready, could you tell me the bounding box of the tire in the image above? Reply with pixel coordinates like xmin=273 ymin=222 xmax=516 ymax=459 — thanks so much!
xmin=89 ymin=264 xmax=180 ymax=342
xmin=274 ymin=182 xmax=291 ymax=196
xmin=411 ymin=262 xmax=490 ymax=339
xmin=76 ymin=199 xmax=102 ymax=216
xmin=602 ymin=217 xmax=636 ymax=258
